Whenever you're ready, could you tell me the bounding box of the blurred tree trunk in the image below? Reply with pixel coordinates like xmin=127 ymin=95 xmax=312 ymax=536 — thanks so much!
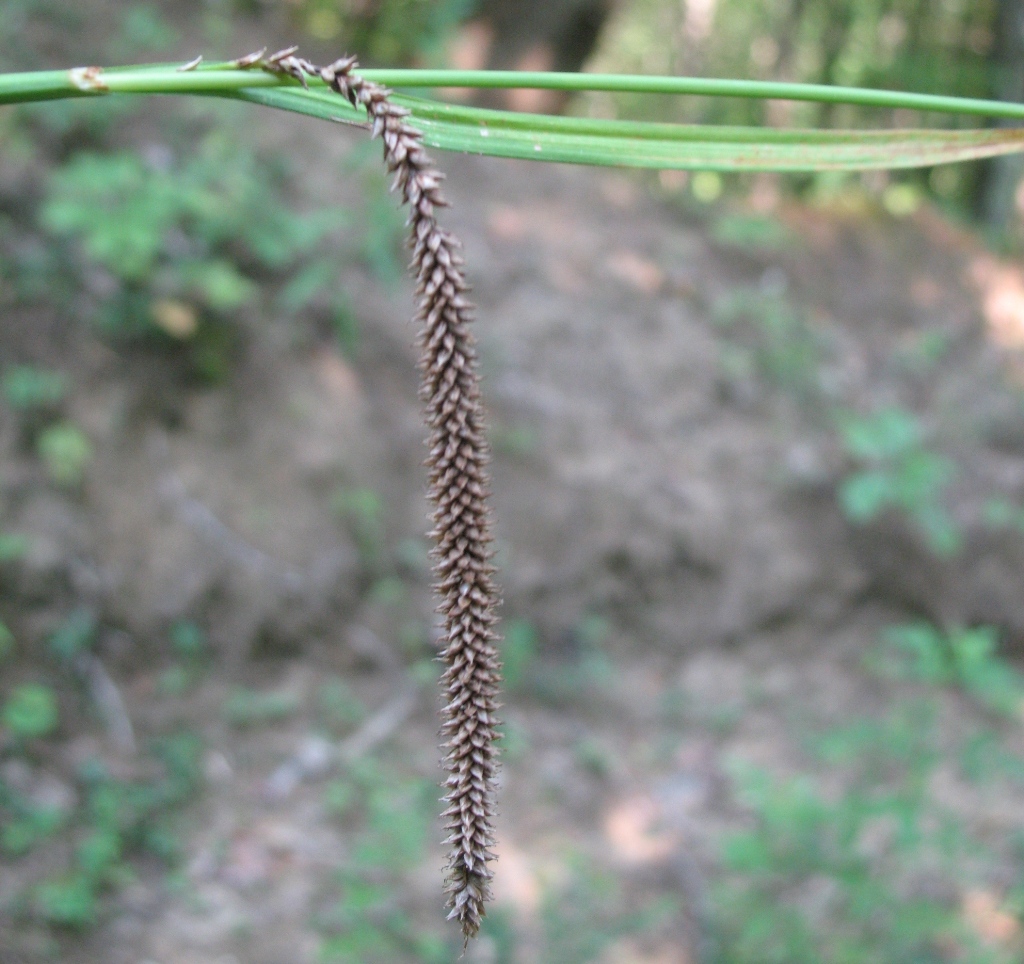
xmin=981 ymin=0 xmax=1024 ymax=233
xmin=473 ymin=0 xmax=612 ymax=71
xmin=450 ymin=0 xmax=615 ymax=111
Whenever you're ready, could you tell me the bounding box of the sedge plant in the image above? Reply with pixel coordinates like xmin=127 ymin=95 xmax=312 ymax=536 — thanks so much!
xmin=3 ymin=47 xmax=1024 ymax=943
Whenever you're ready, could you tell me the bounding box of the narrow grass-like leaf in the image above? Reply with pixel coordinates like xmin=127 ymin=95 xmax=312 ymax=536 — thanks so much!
xmin=238 ymin=87 xmax=1024 ymax=172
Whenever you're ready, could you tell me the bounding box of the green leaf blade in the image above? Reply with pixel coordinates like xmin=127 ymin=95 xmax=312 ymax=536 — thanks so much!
xmin=236 ymin=87 xmax=1024 ymax=173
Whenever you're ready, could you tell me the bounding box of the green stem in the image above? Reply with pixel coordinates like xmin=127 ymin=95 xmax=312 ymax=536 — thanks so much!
xmin=360 ymin=69 xmax=1024 ymax=121
xmin=0 ymin=66 xmax=294 ymax=101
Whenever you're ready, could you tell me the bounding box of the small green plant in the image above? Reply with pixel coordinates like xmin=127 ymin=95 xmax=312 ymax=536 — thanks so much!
xmin=158 ymin=620 xmax=209 ymax=695
xmin=716 ymin=702 xmax=1017 ymax=964
xmin=873 ymin=622 xmax=1024 ymax=718
xmin=332 ymin=485 xmax=387 ymax=568
xmin=837 ymin=406 xmax=960 ymax=555
xmin=959 ymin=729 xmax=1024 ymax=787
xmin=982 ymin=497 xmax=1024 ymax=536
xmin=0 ymin=531 xmax=30 ymax=562
xmin=39 ymin=133 xmax=351 ymax=378
xmin=2 ymin=364 xmax=66 ymax=413
xmin=2 ymin=682 xmax=59 ymax=739
xmin=488 ymin=419 xmax=540 ymax=457
xmin=47 ymin=608 xmax=97 ymax=661
xmin=221 ymin=686 xmax=300 ymax=728
xmin=317 ymin=760 xmax=451 ymax=963
xmin=27 ymin=734 xmax=202 ymax=928
xmin=0 ymin=622 xmax=12 ymax=661
xmin=32 ymin=874 xmax=99 ymax=928
xmin=529 ymin=614 xmax=615 ymax=708
xmin=2 ymin=365 xmax=69 ymax=447
xmin=169 ymin=619 xmax=206 ymax=661
xmin=36 ymin=421 xmax=92 ymax=488
xmin=316 ymin=676 xmax=366 ymax=735
xmin=501 ymin=618 xmax=539 ymax=693
xmin=537 ymin=851 xmax=677 ymax=963
xmin=1 ymin=793 xmax=66 ymax=857
xmin=713 ymin=285 xmax=823 ymax=399
xmin=712 ymin=211 xmax=798 ymax=252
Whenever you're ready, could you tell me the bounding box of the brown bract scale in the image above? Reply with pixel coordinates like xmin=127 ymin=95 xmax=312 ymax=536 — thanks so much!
xmin=247 ymin=49 xmax=503 ymax=943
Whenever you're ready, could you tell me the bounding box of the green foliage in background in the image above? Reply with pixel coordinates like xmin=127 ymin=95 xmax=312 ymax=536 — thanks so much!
xmin=0 ymin=532 xmax=29 ymax=565
xmin=0 ymin=729 xmax=201 ymax=929
xmin=500 ymin=618 xmax=539 ymax=693
xmin=715 ymin=619 xmax=1024 ymax=962
xmin=0 ymin=364 xmax=94 ymax=487
xmin=0 ymin=600 xmax=203 ymax=935
xmin=157 ymin=620 xmax=210 ymax=695
xmin=2 ymin=683 xmax=59 ymax=739
xmin=0 ymin=620 xmax=14 ymax=661
xmin=707 ymin=0 xmax=994 ymax=115
xmin=316 ymin=675 xmax=366 ymax=735
xmin=317 ymin=760 xmax=450 ymax=963
xmin=538 ymin=852 xmax=677 ymax=963
xmin=590 ymin=0 xmax=1001 ymax=210
xmin=2 ymin=365 xmax=66 ymax=414
xmin=717 ymin=688 xmax=1023 ymax=964
xmin=873 ymin=622 xmax=1024 ymax=717
xmin=288 ymin=0 xmax=476 ymax=65
xmin=711 ymin=271 xmax=973 ymax=559
xmin=838 ymin=406 xmax=959 ymax=555
xmin=0 ymin=117 xmax=384 ymax=380
xmin=36 ymin=422 xmax=92 ymax=488
xmin=41 ymin=135 xmax=345 ymax=344
xmin=315 ymin=753 xmax=676 ymax=962
xmin=594 ymin=0 xmax=997 ymax=122
xmin=47 ymin=608 xmax=97 ymax=662
xmin=713 ymin=280 xmax=824 ymax=401
xmin=222 ymin=685 xmax=300 ymax=728
xmin=332 ymin=485 xmax=388 ymax=570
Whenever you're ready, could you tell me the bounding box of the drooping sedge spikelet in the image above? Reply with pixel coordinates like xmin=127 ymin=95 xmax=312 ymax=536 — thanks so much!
xmin=252 ymin=48 xmax=502 ymax=942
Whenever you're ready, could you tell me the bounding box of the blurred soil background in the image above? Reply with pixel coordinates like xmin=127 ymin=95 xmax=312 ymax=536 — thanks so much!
xmin=4 ymin=1 xmax=1024 ymax=962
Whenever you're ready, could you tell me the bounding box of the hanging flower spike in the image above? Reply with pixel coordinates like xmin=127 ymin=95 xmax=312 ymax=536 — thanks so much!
xmin=253 ymin=49 xmax=503 ymax=944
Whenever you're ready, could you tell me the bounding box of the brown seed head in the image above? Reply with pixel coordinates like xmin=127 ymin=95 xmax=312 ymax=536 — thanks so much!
xmin=253 ymin=49 xmax=503 ymax=943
